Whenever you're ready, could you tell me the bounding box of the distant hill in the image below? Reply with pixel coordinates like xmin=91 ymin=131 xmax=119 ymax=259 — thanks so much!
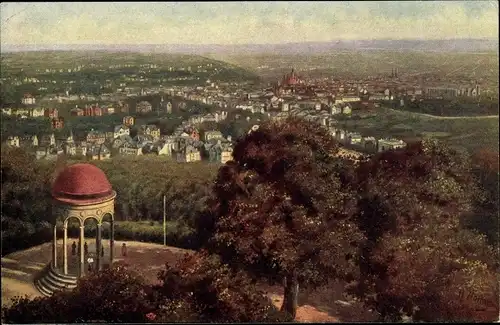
xmin=0 ymin=51 xmax=261 ymax=83
xmin=2 ymin=39 xmax=498 ymax=54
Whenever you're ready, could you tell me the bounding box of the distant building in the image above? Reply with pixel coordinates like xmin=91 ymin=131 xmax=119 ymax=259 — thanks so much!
xmin=118 ymin=101 xmax=129 ymax=113
xmin=1 ymin=108 xmax=12 ymax=115
xmin=105 ymin=106 xmax=115 ymax=114
xmin=40 ymin=133 xmax=56 ymax=147
xmin=138 ymin=125 xmax=161 ymax=141
xmin=31 ymin=107 xmax=45 ymax=117
xmin=51 ymin=117 xmax=65 ymax=129
xmin=341 ymin=95 xmax=361 ymax=103
xmin=70 ymin=108 xmax=85 ymax=116
xmin=87 ymin=144 xmax=111 ymax=160
xmin=44 ymin=108 xmax=59 ymax=119
xmin=86 ymin=130 xmax=106 ymax=144
xmin=342 ymin=105 xmax=352 ymax=115
xmin=424 ymin=85 xmax=480 ymax=99
xmin=378 ymin=138 xmax=406 ymax=152
xmin=136 ymin=101 xmax=153 ymax=114
xmin=19 ymin=135 xmax=39 ymax=147
xmin=123 ymin=116 xmax=135 ymax=127
xmin=5 ymin=136 xmax=20 ymax=147
xmin=119 ymin=142 xmax=143 ymax=156
xmin=424 ymin=87 xmax=459 ymax=98
xmin=176 ymin=145 xmax=201 ymax=163
xmin=22 ymin=94 xmax=36 ymax=105
xmin=113 ymin=125 xmax=130 ymax=139
xmin=204 ymin=130 xmax=224 ymax=142
xmin=165 ymin=101 xmax=173 ymax=114
xmin=84 ymin=104 xmax=102 ymax=117
xmin=280 ymin=68 xmax=302 ymax=86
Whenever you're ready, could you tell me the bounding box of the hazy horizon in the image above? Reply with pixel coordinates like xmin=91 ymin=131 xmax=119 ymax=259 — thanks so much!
xmin=1 ymin=1 xmax=498 ymax=46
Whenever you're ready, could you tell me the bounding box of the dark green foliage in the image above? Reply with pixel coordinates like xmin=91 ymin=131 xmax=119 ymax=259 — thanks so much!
xmin=201 ymin=117 xmax=363 ymax=318
xmin=0 ymin=149 xmax=217 ymax=256
xmin=0 ymin=117 xmax=52 ymax=144
xmin=465 ymin=148 xmax=500 ymax=245
xmin=218 ymin=109 xmax=269 ymax=140
xmin=348 ymin=138 xmax=499 ymax=322
xmin=64 ymin=221 xmax=198 ymax=250
xmin=401 ymin=97 xmax=499 ymax=117
xmin=153 ymin=252 xmax=292 ymax=322
xmin=3 ymin=266 xmax=154 ymax=323
xmin=2 ymin=254 xmax=290 ymax=323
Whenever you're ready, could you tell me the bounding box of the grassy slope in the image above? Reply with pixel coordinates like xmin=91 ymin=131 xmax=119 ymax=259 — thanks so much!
xmin=1 ymin=51 xmax=260 ymax=82
xmin=339 ymin=107 xmax=499 ymax=153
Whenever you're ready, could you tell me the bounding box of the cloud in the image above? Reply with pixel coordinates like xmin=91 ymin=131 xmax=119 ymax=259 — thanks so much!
xmin=1 ymin=1 xmax=498 ymax=45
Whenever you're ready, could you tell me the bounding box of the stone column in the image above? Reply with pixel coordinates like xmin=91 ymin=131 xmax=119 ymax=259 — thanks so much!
xmin=96 ymin=223 xmax=101 ymax=271
xmin=53 ymin=225 xmax=57 ymax=269
xmin=63 ymin=225 xmax=68 ymax=275
xmin=110 ymin=220 xmax=114 ymax=265
xmin=79 ymin=225 xmax=85 ymax=278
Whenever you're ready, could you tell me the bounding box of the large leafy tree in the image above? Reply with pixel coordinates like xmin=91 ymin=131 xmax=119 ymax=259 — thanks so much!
xmin=198 ymin=117 xmax=364 ymax=318
xmin=348 ymin=139 xmax=499 ymax=322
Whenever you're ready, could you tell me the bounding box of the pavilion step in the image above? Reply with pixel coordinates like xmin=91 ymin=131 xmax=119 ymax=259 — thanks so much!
xmin=44 ymin=272 xmax=77 ymax=291
xmin=48 ymin=267 xmax=78 ymax=285
xmin=35 ymin=279 xmax=52 ymax=297
xmin=35 ymin=265 xmax=79 ymax=296
xmin=38 ymin=277 xmax=63 ymax=295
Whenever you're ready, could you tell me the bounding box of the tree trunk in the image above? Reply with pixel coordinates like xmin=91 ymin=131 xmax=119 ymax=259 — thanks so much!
xmin=281 ymin=271 xmax=299 ymax=319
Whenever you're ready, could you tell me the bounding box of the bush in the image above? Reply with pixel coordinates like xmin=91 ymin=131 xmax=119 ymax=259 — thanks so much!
xmin=1 ymin=217 xmax=53 ymax=256
xmin=63 ymin=220 xmax=199 ymax=250
xmin=2 ymin=266 xmax=153 ymax=323
xmin=2 ymin=254 xmax=291 ymax=323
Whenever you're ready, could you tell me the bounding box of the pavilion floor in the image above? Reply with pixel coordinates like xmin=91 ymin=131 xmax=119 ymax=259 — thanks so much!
xmin=53 ymin=240 xmax=113 ymax=276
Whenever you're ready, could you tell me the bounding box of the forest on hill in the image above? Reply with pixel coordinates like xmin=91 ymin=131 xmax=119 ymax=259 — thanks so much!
xmin=1 ymin=117 xmax=499 ymax=323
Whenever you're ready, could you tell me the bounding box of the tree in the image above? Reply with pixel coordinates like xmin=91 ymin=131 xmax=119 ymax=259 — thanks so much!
xmin=3 ymin=266 xmax=154 ymax=323
xmin=347 ymin=139 xmax=499 ymax=322
xmin=153 ymin=251 xmax=292 ymax=322
xmin=198 ymin=117 xmax=364 ymax=318
xmin=467 ymin=148 xmax=500 ymax=245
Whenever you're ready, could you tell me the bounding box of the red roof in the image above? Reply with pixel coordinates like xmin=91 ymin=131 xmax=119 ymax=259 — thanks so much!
xmin=52 ymin=164 xmax=114 ymax=203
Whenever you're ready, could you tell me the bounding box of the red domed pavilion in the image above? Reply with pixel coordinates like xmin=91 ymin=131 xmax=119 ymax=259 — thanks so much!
xmin=52 ymin=163 xmax=115 ymax=205
xmin=36 ymin=163 xmax=116 ymax=296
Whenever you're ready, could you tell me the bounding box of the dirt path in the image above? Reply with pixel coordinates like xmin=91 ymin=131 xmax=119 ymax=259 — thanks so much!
xmin=1 ymin=240 xmax=189 ymax=307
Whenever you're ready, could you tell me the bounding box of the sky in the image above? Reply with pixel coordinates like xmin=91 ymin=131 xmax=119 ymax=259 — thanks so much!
xmin=1 ymin=1 xmax=498 ymax=45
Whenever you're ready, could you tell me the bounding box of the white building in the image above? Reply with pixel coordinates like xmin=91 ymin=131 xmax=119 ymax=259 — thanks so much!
xmin=342 ymin=106 xmax=352 ymax=115
xmin=341 ymin=96 xmax=361 ymax=103
xmin=22 ymin=94 xmax=36 ymax=105
xmin=31 ymin=107 xmax=45 ymax=117
xmin=378 ymin=138 xmax=406 ymax=152
xmin=6 ymin=136 xmax=20 ymax=147
xmin=113 ymin=125 xmax=130 ymax=139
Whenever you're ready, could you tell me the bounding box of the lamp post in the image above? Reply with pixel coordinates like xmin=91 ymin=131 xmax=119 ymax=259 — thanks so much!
xmin=163 ymin=195 xmax=166 ymax=246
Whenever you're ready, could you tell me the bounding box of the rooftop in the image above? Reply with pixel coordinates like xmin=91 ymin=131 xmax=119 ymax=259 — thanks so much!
xmin=52 ymin=163 xmax=115 ymax=205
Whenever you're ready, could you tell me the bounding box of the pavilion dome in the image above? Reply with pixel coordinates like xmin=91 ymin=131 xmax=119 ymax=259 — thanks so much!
xmin=52 ymin=163 xmax=113 ymax=202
